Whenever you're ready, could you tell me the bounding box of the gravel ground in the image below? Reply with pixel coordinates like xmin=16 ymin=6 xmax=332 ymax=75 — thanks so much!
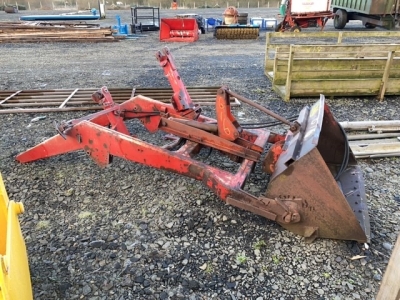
xmin=1 ymin=8 xmax=400 ymax=300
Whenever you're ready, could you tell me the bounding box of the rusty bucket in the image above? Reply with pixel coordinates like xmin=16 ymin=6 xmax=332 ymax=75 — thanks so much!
xmin=265 ymin=96 xmax=370 ymax=243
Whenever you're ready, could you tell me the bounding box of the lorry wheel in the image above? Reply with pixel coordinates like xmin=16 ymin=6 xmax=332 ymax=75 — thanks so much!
xmin=290 ymin=25 xmax=301 ymax=32
xmin=334 ymin=9 xmax=347 ymax=29
xmin=365 ymin=22 xmax=376 ymax=29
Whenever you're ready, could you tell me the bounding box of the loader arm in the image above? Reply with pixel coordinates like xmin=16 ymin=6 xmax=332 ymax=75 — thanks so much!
xmin=16 ymin=47 xmax=370 ymax=243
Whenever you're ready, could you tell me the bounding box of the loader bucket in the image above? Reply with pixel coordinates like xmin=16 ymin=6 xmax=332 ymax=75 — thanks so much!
xmin=160 ymin=18 xmax=199 ymax=42
xmin=265 ymin=96 xmax=370 ymax=242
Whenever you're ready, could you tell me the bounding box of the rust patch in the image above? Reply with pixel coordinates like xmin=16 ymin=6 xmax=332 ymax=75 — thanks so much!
xmin=263 ymin=141 xmax=284 ymax=174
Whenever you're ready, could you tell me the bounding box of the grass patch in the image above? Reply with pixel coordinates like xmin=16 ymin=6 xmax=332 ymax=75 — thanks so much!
xmin=78 ymin=211 xmax=93 ymax=219
xmin=272 ymin=255 xmax=281 ymax=264
xmin=236 ymin=252 xmax=248 ymax=265
xmin=253 ymin=239 xmax=266 ymax=250
xmin=36 ymin=220 xmax=50 ymax=229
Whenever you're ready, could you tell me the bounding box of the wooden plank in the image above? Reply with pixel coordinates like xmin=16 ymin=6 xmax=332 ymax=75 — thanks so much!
xmin=266 ymin=31 xmax=400 ymax=43
xmin=337 ymin=31 xmax=343 ymax=44
xmin=385 ymin=79 xmax=400 ymax=94
xmin=266 ymin=51 xmax=400 ymax=76
xmin=278 ymin=51 xmax=400 ymax=59
xmin=376 ymin=234 xmax=400 ymax=300
xmin=265 ymin=42 xmax=400 ymax=75
xmin=272 ymin=70 xmax=400 ymax=86
xmin=290 ymin=79 xmax=383 ymax=95
xmin=272 ymin=56 xmax=400 ymax=85
xmin=272 ymin=48 xmax=279 ymax=85
xmin=284 ymin=45 xmax=294 ymax=102
xmin=274 ymin=78 xmax=400 ymax=99
xmin=350 ymin=142 xmax=400 ymax=156
xmin=379 ymin=51 xmax=395 ymax=101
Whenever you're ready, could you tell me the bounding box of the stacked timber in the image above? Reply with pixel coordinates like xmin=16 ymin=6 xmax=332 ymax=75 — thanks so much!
xmin=0 ymin=21 xmax=120 ymax=43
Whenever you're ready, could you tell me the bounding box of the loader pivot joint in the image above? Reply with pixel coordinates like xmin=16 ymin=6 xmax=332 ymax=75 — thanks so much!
xmin=289 ymin=121 xmax=301 ymax=133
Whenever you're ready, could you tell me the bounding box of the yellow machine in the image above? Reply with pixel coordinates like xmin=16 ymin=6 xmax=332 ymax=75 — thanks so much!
xmin=0 ymin=172 xmax=33 ymax=300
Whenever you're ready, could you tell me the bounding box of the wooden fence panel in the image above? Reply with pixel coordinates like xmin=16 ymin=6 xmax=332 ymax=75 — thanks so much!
xmin=265 ymin=40 xmax=400 ymax=101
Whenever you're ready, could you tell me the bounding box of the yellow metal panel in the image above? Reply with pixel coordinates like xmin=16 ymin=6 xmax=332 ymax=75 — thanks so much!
xmin=0 ymin=173 xmax=33 ymax=300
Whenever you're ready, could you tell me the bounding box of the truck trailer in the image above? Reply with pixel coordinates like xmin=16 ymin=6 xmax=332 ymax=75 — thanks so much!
xmin=331 ymin=0 xmax=399 ymax=29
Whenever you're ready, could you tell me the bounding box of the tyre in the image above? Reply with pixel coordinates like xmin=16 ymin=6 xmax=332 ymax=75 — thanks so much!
xmin=290 ymin=25 xmax=301 ymax=32
xmin=365 ymin=22 xmax=376 ymax=29
xmin=334 ymin=9 xmax=347 ymax=29
xmin=200 ymin=27 xmax=206 ymax=34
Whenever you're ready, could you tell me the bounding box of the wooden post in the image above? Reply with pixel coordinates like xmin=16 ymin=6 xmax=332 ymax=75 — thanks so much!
xmin=376 ymin=234 xmax=400 ymax=300
xmin=284 ymin=45 xmax=294 ymax=101
xmin=337 ymin=31 xmax=343 ymax=44
xmin=272 ymin=47 xmax=279 ymax=85
xmin=265 ymin=33 xmax=271 ymax=73
xmin=28 ymin=1 xmax=30 ymax=9
xmin=378 ymin=51 xmax=394 ymax=101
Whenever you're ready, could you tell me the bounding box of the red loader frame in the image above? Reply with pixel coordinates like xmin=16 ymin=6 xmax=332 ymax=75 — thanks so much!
xmin=16 ymin=47 xmax=300 ymax=226
xmin=16 ymin=47 xmax=370 ymax=243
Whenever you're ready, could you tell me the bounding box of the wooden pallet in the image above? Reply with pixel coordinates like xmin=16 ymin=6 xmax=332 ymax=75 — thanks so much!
xmin=264 ymin=31 xmax=400 ymax=101
xmin=272 ymin=45 xmax=400 ymax=101
xmin=0 ymin=86 xmax=240 ymax=114
xmin=264 ymin=31 xmax=400 ymax=77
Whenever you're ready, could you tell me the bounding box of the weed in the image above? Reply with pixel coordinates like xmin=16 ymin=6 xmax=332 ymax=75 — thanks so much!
xmin=236 ymin=252 xmax=248 ymax=265
xmin=205 ymin=264 xmax=213 ymax=274
xmin=78 ymin=211 xmax=93 ymax=219
xmin=253 ymin=239 xmax=267 ymax=250
xmin=254 ymin=88 xmax=266 ymax=94
xmin=36 ymin=220 xmax=50 ymax=229
xmin=272 ymin=255 xmax=281 ymax=264
xmin=323 ymin=272 xmax=330 ymax=279
xmin=141 ymin=207 xmax=148 ymax=218
xmin=260 ymin=264 xmax=269 ymax=272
